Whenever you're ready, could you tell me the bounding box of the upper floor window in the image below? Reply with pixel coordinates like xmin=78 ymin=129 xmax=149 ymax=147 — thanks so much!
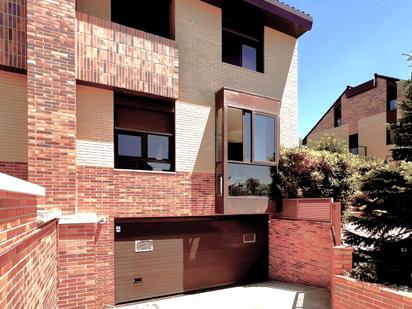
xmin=114 ymin=93 xmax=174 ymax=172
xmin=387 ymin=84 xmax=397 ymax=112
xmin=334 ymin=102 xmax=342 ymax=127
xmin=111 ymin=0 xmax=173 ymax=39
xmin=222 ymin=1 xmax=264 ymax=72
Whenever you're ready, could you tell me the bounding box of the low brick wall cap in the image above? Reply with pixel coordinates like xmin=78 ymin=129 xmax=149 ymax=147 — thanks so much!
xmin=0 ymin=172 xmax=45 ymax=196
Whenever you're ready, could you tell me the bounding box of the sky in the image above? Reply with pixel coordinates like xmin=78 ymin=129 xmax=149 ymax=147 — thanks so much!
xmin=283 ymin=0 xmax=412 ymax=139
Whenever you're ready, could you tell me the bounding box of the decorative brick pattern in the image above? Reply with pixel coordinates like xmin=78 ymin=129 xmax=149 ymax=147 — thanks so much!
xmin=0 ymin=0 xmax=26 ymax=70
xmin=333 ymin=275 xmax=412 ymax=309
xmin=57 ymin=223 xmax=97 ymax=309
xmin=26 ymin=0 xmax=77 ymax=213
xmin=76 ymin=12 xmax=179 ymax=99
xmin=0 ymin=161 xmax=27 ymax=180
xmin=269 ymin=218 xmax=333 ymax=288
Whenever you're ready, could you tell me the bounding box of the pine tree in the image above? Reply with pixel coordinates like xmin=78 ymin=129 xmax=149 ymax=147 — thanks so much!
xmin=390 ymin=55 xmax=412 ymax=161
xmin=345 ymin=163 xmax=412 ymax=286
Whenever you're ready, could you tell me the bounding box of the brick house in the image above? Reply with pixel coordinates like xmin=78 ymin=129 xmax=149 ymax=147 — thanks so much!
xmin=303 ymin=74 xmax=406 ymax=159
xmin=0 ymin=0 xmax=338 ymax=307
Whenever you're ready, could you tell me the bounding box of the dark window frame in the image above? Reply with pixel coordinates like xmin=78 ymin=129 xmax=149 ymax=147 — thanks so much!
xmin=222 ymin=1 xmax=264 ymax=73
xmin=114 ymin=94 xmax=175 ymax=172
xmin=334 ymin=102 xmax=342 ymax=128
xmin=227 ymin=107 xmax=276 ymax=166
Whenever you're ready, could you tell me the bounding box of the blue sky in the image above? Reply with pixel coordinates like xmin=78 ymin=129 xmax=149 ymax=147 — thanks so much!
xmin=284 ymin=0 xmax=412 ymax=138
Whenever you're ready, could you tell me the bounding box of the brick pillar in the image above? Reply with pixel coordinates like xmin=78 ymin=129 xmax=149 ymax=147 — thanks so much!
xmin=332 ymin=246 xmax=353 ymax=275
xmin=26 ymin=0 xmax=77 ymax=213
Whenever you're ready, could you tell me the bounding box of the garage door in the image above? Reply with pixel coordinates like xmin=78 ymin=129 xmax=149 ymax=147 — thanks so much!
xmin=114 ymin=215 xmax=268 ymax=304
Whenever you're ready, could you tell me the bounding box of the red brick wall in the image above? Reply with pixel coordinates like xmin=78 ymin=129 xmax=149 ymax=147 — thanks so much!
xmin=0 ymin=191 xmax=37 ymax=252
xmin=62 ymin=166 xmax=216 ymax=307
xmin=0 ymin=162 xmax=28 ymax=181
xmin=333 ymin=276 xmax=412 ymax=309
xmin=26 ymin=0 xmax=77 ymax=213
xmin=0 ymin=220 xmax=58 ymax=308
xmin=269 ymin=218 xmax=333 ymax=288
xmin=57 ymin=223 xmax=97 ymax=308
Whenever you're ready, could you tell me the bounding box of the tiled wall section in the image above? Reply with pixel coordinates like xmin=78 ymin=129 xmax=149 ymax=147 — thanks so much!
xmin=26 ymin=0 xmax=77 ymax=212
xmin=75 ymin=165 xmax=215 ymax=306
xmin=269 ymin=218 xmax=333 ymax=288
xmin=0 ymin=189 xmax=58 ymax=308
xmin=76 ymin=12 xmax=179 ymax=99
xmin=0 ymin=0 xmax=26 ymax=69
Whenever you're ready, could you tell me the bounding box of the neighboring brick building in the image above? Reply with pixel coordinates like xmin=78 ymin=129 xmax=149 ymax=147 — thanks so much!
xmin=303 ymin=74 xmax=406 ymax=159
xmin=0 ymin=0 xmax=315 ymax=307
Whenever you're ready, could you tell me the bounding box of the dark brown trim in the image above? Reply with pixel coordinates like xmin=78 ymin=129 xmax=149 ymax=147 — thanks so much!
xmin=0 ymin=65 xmax=27 ymax=75
xmin=201 ymin=0 xmax=312 ymax=38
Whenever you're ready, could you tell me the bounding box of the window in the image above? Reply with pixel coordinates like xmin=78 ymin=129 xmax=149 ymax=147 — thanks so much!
xmin=334 ymin=102 xmax=342 ymax=127
xmin=114 ymin=93 xmax=174 ymax=172
xmin=111 ymin=0 xmax=172 ymax=39
xmin=386 ymin=128 xmax=395 ymax=145
xmin=389 ymin=99 xmax=397 ymax=112
xmin=228 ymin=163 xmax=271 ymax=196
xmin=349 ymin=134 xmax=358 ymax=154
xmin=222 ymin=1 xmax=264 ymax=72
xmin=254 ymin=114 xmax=275 ymax=161
xmin=226 ymin=107 xmax=276 ymax=197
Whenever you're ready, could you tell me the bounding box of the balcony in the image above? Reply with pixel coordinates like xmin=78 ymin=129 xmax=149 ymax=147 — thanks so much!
xmin=76 ymin=12 xmax=179 ymax=99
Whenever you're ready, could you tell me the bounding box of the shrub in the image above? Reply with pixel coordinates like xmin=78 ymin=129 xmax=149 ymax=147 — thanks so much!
xmin=345 ymin=162 xmax=412 ymax=286
xmin=308 ymin=135 xmax=349 ymax=154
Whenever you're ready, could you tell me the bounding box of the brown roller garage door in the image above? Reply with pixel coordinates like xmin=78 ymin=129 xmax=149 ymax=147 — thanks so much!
xmin=114 ymin=215 xmax=268 ymax=304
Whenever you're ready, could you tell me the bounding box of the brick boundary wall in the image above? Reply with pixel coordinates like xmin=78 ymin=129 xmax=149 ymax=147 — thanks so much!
xmin=0 ymin=162 xmax=28 ymax=181
xmin=332 ymin=246 xmax=412 ymax=309
xmin=333 ymin=276 xmax=412 ymax=309
xmin=0 ymin=189 xmax=58 ymax=308
xmin=269 ymin=218 xmax=334 ymax=288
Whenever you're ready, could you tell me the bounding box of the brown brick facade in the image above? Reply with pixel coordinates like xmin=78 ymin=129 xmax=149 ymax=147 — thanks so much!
xmin=309 ymin=76 xmax=389 ymax=138
xmin=76 ymin=12 xmax=179 ymax=99
xmin=26 ymin=0 xmax=77 ymax=213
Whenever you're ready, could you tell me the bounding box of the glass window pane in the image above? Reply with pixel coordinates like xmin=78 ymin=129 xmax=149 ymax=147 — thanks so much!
xmin=244 ymin=112 xmax=251 ymax=161
xmin=228 ymin=107 xmax=243 ymax=161
xmin=118 ymin=134 xmax=142 ymax=157
xmin=242 ymin=44 xmax=257 ymax=71
xmin=254 ymin=115 xmax=275 ymax=161
xmin=148 ymin=135 xmax=169 ymax=160
xmin=147 ymin=162 xmax=172 ymax=171
xmin=228 ymin=163 xmax=272 ymax=196
xmin=389 ymin=100 xmax=397 ymax=111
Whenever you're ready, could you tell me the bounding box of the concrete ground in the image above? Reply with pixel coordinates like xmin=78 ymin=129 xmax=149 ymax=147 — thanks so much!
xmin=116 ymin=281 xmax=330 ymax=309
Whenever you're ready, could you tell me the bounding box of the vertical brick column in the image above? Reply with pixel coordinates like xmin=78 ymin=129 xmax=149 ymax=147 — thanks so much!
xmin=26 ymin=0 xmax=77 ymax=213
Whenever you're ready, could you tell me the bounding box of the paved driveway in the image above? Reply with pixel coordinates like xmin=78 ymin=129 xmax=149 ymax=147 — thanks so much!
xmin=116 ymin=281 xmax=330 ymax=309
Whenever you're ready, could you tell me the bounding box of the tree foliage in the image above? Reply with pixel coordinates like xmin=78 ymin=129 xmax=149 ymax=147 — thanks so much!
xmin=308 ymin=134 xmax=349 ymax=154
xmin=390 ymin=56 xmax=412 ymax=161
xmin=345 ymin=162 xmax=412 ymax=286
xmin=270 ymin=146 xmax=382 ymax=210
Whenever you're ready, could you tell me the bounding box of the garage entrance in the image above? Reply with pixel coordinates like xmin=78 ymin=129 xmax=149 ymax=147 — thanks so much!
xmin=114 ymin=215 xmax=268 ymax=304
